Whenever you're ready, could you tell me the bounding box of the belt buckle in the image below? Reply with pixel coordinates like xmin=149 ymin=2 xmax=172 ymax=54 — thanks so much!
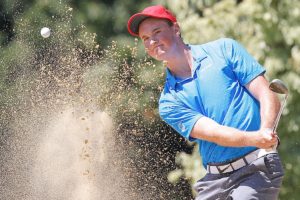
xmin=208 ymin=150 xmax=267 ymax=174
xmin=216 ymin=164 xmax=232 ymax=174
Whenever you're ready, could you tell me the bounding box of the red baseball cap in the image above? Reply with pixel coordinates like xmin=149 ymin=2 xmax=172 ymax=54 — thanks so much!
xmin=127 ymin=5 xmax=177 ymax=37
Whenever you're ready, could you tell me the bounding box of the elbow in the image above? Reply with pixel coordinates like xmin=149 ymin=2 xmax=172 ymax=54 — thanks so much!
xmin=191 ymin=121 xmax=223 ymax=144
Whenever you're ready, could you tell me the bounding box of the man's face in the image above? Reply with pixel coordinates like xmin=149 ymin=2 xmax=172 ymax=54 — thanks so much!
xmin=138 ymin=18 xmax=178 ymax=61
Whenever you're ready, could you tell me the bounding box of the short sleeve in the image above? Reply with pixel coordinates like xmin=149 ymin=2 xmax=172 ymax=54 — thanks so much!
xmin=159 ymin=94 xmax=203 ymax=141
xmin=222 ymin=38 xmax=265 ymax=85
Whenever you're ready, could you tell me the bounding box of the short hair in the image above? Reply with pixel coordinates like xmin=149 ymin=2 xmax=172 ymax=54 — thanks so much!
xmin=164 ymin=19 xmax=174 ymax=27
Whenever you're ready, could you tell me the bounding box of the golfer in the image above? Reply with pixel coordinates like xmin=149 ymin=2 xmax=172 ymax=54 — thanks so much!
xmin=127 ymin=5 xmax=284 ymax=200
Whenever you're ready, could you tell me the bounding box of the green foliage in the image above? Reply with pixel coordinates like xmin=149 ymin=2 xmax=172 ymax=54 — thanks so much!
xmin=168 ymin=143 xmax=205 ymax=196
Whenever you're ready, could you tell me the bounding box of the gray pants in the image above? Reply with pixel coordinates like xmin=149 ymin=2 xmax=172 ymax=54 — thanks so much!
xmin=193 ymin=153 xmax=284 ymax=200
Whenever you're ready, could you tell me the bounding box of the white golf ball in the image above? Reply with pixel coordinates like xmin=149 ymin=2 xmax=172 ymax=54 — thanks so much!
xmin=40 ymin=27 xmax=51 ymax=38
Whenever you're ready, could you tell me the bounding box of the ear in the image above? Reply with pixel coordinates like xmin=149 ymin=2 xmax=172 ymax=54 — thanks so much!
xmin=173 ymin=22 xmax=181 ymax=37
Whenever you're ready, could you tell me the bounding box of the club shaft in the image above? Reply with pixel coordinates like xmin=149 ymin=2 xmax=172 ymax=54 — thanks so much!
xmin=272 ymin=94 xmax=288 ymax=132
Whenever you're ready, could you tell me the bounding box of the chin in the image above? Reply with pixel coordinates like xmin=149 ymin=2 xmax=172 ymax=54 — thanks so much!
xmin=151 ymin=55 xmax=164 ymax=61
xmin=154 ymin=52 xmax=167 ymax=61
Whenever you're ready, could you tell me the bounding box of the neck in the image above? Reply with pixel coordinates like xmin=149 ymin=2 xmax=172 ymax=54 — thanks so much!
xmin=164 ymin=43 xmax=193 ymax=79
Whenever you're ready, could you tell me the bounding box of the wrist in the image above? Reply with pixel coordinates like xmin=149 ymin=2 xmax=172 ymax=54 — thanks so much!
xmin=241 ymin=131 xmax=250 ymax=146
xmin=260 ymin=127 xmax=273 ymax=131
xmin=260 ymin=128 xmax=274 ymax=140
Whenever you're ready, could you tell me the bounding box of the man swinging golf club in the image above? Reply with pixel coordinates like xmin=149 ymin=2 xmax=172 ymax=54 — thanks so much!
xmin=127 ymin=5 xmax=285 ymax=199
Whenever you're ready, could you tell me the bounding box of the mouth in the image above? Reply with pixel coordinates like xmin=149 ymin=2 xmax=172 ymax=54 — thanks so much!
xmin=148 ymin=44 xmax=162 ymax=52
xmin=145 ymin=45 xmax=165 ymax=59
xmin=153 ymin=45 xmax=164 ymax=54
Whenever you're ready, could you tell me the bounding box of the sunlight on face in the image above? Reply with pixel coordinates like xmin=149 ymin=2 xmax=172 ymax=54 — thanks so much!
xmin=138 ymin=18 xmax=177 ymax=61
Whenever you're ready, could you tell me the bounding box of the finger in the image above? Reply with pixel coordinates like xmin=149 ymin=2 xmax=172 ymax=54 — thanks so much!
xmin=271 ymin=135 xmax=278 ymax=141
xmin=270 ymin=138 xmax=278 ymax=146
xmin=271 ymin=132 xmax=278 ymax=137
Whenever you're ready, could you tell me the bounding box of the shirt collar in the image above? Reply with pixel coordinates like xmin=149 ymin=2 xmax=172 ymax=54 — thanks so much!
xmin=166 ymin=44 xmax=207 ymax=89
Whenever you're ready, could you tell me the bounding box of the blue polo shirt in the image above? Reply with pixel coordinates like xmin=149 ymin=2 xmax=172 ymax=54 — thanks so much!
xmin=159 ymin=38 xmax=265 ymax=168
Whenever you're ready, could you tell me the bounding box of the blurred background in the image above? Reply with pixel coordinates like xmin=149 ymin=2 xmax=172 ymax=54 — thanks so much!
xmin=0 ymin=0 xmax=299 ymax=199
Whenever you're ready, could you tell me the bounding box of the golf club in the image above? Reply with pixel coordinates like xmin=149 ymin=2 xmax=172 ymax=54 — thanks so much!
xmin=269 ymin=79 xmax=289 ymax=133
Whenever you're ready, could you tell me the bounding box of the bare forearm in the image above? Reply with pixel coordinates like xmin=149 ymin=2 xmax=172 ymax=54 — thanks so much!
xmin=245 ymin=75 xmax=281 ymax=129
xmin=205 ymin=125 xmax=248 ymax=147
xmin=191 ymin=117 xmax=278 ymax=149
xmin=259 ymin=92 xmax=281 ymax=129
xmin=191 ymin=117 xmax=247 ymax=147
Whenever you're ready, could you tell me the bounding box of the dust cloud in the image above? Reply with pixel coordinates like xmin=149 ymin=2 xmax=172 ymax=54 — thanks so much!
xmin=0 ymin=5 xmax=142 ymax=200
xmin=0 ymin=4 xmax=195 ymax=200
xmin=30 ymin=107 xmax=129 ymax=200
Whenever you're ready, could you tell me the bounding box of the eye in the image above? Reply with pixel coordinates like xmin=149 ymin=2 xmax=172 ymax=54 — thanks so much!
xmin=142 ymin=37 xmax=149 ymax=43
xmin=154 ymin=30 xmax=161 ymax=35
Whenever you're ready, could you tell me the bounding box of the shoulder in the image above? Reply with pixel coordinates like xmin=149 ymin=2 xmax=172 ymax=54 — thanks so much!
xmin=204 ymin=38 xmax=246 ymax=60
xmin=190 ymin=38 xmax=239 ymax=52
xmin=159 ymin=86 xmax=174 ymax=105
xmin=189 ymin=38 xmax=239 ymax=59
xmin=158 ymin=85 xmax=183 ymax=114
xmin=158 ymin=88 xmax=176 ymax=118
xmin=201 ymin=38 xmax=240 ymax=49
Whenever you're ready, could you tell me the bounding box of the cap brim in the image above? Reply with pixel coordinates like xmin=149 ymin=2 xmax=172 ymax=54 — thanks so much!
xmin=127 ymin=13 xmax=150 ymax=37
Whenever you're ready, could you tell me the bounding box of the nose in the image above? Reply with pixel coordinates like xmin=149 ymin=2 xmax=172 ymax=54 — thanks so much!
xmin=149 ymin=38 xmax=157 ymax=46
